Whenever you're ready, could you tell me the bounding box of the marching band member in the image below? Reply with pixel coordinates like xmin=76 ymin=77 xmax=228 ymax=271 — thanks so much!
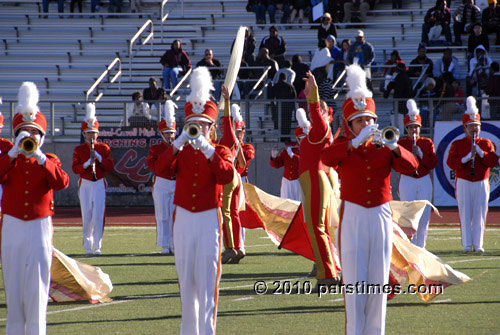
xmin=321 ymin=65 xmax=418 ymax=335
xmin=217 ymin=86 xmax=247 ymax=264
xmin=72 ymin=103 xmax=114 ymax=255
xmin=0 ymin=111 xmax=13 ymax=208
xmin=397 ymin=99 xmax=438 ymax=248
xmin=299 ymin=71 xmax=340 ymax=288
xmin=269 ymin=108 xmax=310 ymax=201
xmin=147 ymin=100 xmax=178 ymax=254
xmin=0 ymin=82 xmax=69 ymax=335
xmin=446 ymin=97 xmax=498 ymax=253
xmin=156 ymin=67 xmax=234 ymax=335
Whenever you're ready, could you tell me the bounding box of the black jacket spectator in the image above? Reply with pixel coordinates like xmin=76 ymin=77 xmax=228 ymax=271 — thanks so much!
xmin=468 ymin=23 xmax=490 ymax=53
xmin=384 ymin=63 xmax=413 ymax=114
xmin=291 ymin=54 xmax=310 ymax=95
xmin=481 ymin=2 xmax=500 ymax=44
xmin=409 ymin=46 xmax=434 ymax=78
xmin=318 ymin=12 xmax=338 ymax=41
xmin=270 ymin=73 xmax=297 ymax=141
xmin=260 ymin=26 xmax=287 ymax=68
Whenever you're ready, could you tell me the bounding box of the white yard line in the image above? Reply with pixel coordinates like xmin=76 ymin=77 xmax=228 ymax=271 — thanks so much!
xmin=447 ymin=256 xmax=500 ymax=264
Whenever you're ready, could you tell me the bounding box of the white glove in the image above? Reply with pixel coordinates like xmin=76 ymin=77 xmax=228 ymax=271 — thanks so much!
xmin=8 ymin=131 xmax=30 ymax=159
xmin=351 ymin=124 xmax=378 ymax=149
xmin=416 ymin=146 xmax=423 ymax=159
xmin=190 ymin=135 xmax=215 ymax=159
xmin=475 ymin=144 xmax=484 ymax=158
xmin=33 ymin=148 xmax=47 ymax=165
xmin=94 ymin=150 xmax=102 ymax=163
xmin=286 ymin=147 xmax=294 ymax=158
xmin=83 ymin=158 xmax=92 ymax=169
xmin=385 ymin=140 xmax=398 ymax=151
xmin=271 ymin=148 xmax=280 ymax=159
xmin=173 ymin=131 xmax=189 ymax=150
xmin=461 ymin=151 xmax=473 ymax=164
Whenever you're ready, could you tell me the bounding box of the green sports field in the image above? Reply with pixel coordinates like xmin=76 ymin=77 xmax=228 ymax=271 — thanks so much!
xmin=1 ymin=225 xmax=499 ymax=334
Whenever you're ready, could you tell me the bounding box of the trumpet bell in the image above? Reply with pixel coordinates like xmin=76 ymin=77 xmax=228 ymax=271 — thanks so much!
xmin=381 ymin=126 xmax=400 ymax=145
xmin=19 ymin=137 xmax=38 ymax=156
xmin=183 ymin=122 xmax=201 ymax=140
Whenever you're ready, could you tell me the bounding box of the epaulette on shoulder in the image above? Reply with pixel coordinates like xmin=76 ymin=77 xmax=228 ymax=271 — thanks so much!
xmin=46 ymin=153 xmax=60 ymax=160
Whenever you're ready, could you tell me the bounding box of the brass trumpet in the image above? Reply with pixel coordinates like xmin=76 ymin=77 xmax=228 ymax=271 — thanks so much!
xmin=183 ymin=122 xmax=201 ymax=140
xmin=372 ymin=126 xmax=400 ymax=148
xmin=19 ymin=137 xmax=37 ymax=156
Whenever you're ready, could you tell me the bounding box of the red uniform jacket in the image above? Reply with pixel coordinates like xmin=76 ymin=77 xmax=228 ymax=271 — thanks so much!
xmin=238 ymin=142 xmax=255 ymax=177
xmin=299 ymin=101 xmax=331 ymax=175
xmin=398 ymin=136 xmax=438 ymax=178
xmin=156 ymin=144 xmax=234 ymax=212
xmin=270 ymin=146 xmax=300 ymax=180
xmin=0 ymin=153 xmax=69 ymax=221
xmin=321 ymin=137 xmax=418 ymax=208
xmin=0 ymin=138 xmax=13 ymax=155
xmin=446 ymin=136 xmax=498 ymax=182
xmin=72 ymin=142 xmax=114 ymax=181
xmin=147 ymin=141 xmax=176 ymax=180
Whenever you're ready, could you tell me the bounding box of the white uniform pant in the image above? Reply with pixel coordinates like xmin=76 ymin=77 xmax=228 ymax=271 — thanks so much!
xmin=79 ymin=178 xmax=106 ymax=252
xmin=455 ymin=178 xmax=489 ymax=251
xmin=398 ymin=174 xmax=433 ymax=248
xmin=174 ymin=206 xmax=222 ymax=335
xmin=152 ymin=177 xmax=175 ymax=250
xmin=1 ymin=215 xmax=53 ymax=335
xmin=340 ymin=201 xmax=393 ymax=335
xmin=280 ymin=177 xmax=301 ymax=202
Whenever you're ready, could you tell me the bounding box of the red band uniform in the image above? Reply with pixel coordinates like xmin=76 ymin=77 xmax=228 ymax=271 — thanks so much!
xmin=321 ymin=65 xmax=418 ymax=335
xmin=298 ymin=76 xmax=340 ymax=283
xmin=0 ymin=112 xmax=12 ymax=207
xmin=0 ymin=82 xmax=69 ymax=335
xmin=155 ymin=67 xmax=234 ymax=335
xmin=446 ymin=97 xmax=499 ymax=252
xmin=270 ymin=142 xmax=301 ymax=201
xmin=72 ymin=104 xmax=114 ymax=255
xmin=147 ymin=101 xmax=177 ymax=254
xmin=397 ymin=100 xmax=438 ymax=248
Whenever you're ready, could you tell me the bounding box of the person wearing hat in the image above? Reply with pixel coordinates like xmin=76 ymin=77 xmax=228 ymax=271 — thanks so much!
xmin=347 ymin=30 xmax=375 ymax=90
xmin=318 ymin=12 xmax=338 ymax=42
xmin=481 ymin=0 xmax=500 ymax=45
xmin=446 ymin=97 xmax=498 ymax=253
xmin=397 ymin=99 xmax=438 ymax=248
xmin=269 ymin=108 xmax=309 ymax=201
xmin=296 ymin=70 xmax=340 ymax=290
xmin=156 ymin=67 xmax=234 ymax=334
xmin=72 ymin=103 xmax=115 ymax=255
xmin=260 ymin=25 xmax=287 ymax=68
xmin=1 ymin=82 xmax=69 ymax=334
xmin=147 ymin=100 xmax=178 ymax=254
xmin=321 ymin=64 xmax=418 ymax=335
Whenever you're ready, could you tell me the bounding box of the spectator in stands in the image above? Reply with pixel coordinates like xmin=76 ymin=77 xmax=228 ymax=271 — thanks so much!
xmin=421 ymin=0 xmax=453 ymax=46
xmin=326 ymin=35 xmax=342 ymax=80
xmin=383 ymin=50 xmax=407 ymax=76
xmin=409 ymin=45 xmax=434 ymax=78
xmin=292 ymin=54 xmax=309 ymax=94
xmin=336 ymin=39 xmax=351 ymax=78
xmin=108 ymin=0 xmax=122 ymax=13
xmin=260 ymin=26 xmax=287 ymax=68
xmin=91 ymin=0 xmax=101 ymax=13
xmin=254 ymin=47 xmax=279 ymax=83
xmin=289 ymin=0 xmax=309 ymax=25
xmin=347 ymin=30 xmax=375 ymax=90
xmin=453 ymin=0 xmax=481 ymax=46
xmin=127 ymin=91 xmax=155 ymax=127
xmin=485 ymin=61 xmax=500 ymax=119
xmin=42 ymin=0 xmax=64 ymax=14
xmin=417 ymin=77 xmax=440 ymax=126
xmin=131 ymin=0 xmax=142 ymax=12
xmin=248 ymin=0 xmax=276 ymax=24
xmin=311 ymin=39 xmax=334 ymax=80
xmin=438 ymin=72 xmax=461 ymax=120
xmin=232 ymin=28 xmax=257 ymax=65
xmin=270 ymin=73 xmax=297 ymax=141
xmin=451 ymin=78 xmax=465 ymax=108
xmin=467 ymin=45 xmax=491 ymax=95
xmin=313 ymin=66 xmax=335 ymax=109
xmin=160 ymin=39 xmax=192 ymax=91
xmin=197 ymin=49 xmax=223 ymax=100
xmin=482 ymin=0 xmax=500 ymax=45
xmin=318 ymin=12 xmax=338 ymax=41
xmin=384 ymin=63 xmax=413 ymax=130
xmin=275 ymin=0 xmax=291 ymax=25
xmin=468 ymin=23 xmax=490 ymax=63
xmin=143 ymin=77 xmax=165 ymax=111
xmin=343 ymin=0 xmax=370 ymax=23
xmin=273 ymin=59 xmax=296 ymax=85
xmin=433 ymin=48 xmax=460 ymax=80
xmin=70 ymin=0 xmax=83 ymax=15
xmin=237 ymin=58 xmax=254 ymax=98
